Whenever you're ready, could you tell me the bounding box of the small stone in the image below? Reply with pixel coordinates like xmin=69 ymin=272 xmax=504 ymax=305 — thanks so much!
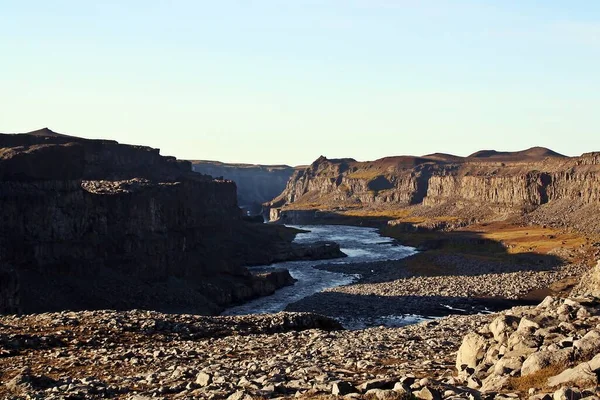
xmin=393 ymin=382 xmax=410 ymax=394
xmin=359 ymin=379 xmax=392 ymax=391
xmin=227 ymin=390 xmax=253 ymax=400
xmin=195 ymin=372 xmax=212 ymax=387
xmin=413 ymin=387 xmax=442 ymax=400
xmin=553 ymin=388 xmax=582 ymax=400
xmin=332 ymin=381 xmax=355 ymax=396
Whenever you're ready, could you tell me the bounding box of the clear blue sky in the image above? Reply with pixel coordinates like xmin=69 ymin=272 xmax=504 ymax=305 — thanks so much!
xmin=2 ymin=1 xmax=599 ymax=165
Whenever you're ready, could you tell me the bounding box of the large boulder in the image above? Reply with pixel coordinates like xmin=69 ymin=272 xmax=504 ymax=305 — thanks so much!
xmin=547 ymin=353 xmax=600 ymax=388
xmin=521 ymin=348 xmax=574 ymax=376
xmin=456 ymin=333 xmax=488 ymax=371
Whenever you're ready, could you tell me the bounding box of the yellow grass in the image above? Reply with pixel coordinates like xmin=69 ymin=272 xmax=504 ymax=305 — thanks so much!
xmin=507 ymin=364 xmax=567 ymax=393
xmin=470 ymin=222 xmax=588 ymax=256
xmin=346 ymin=170 xmax=384 ymax=179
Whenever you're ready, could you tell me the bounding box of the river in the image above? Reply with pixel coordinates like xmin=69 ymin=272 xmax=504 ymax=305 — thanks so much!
xmin=224 ymin=225 xmax=422 ymax=327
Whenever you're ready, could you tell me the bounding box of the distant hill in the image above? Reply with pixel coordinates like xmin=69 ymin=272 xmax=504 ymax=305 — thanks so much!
xmin=467 ymin=147 xmax=566 ymax=161
xmin=423 ymin=153 xmax=465 ymax=163
xmin=24 ymin=127 xmax=68 ymax=137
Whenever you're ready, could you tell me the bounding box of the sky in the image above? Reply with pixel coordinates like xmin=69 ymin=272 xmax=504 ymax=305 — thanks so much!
xmin=1 ymin=1 xmax=600 ymax=165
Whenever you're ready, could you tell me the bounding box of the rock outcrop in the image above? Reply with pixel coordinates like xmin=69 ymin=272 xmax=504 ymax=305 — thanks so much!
xmin=266 ymin=148 xmax=600 ymax=231
xmin=190 ymin=160 xmax=298 ymax=215
xmin=0 ymin=129 xmax=332 ymax=315
xmin=453 ymin=295 xmax=600 ymax=397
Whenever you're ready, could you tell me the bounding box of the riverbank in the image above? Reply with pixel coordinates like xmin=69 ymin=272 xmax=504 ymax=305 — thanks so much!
xmin=284 ymin=220 xmax=598 ymax=325
xmin=224 ymin=225 xmax=416 ymax=317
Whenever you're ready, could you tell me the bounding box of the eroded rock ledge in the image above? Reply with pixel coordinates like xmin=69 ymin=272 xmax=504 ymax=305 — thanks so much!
xmin=265 ymin=150 xmax=600 ymax=233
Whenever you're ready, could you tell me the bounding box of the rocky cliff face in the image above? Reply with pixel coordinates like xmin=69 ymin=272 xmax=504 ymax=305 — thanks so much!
xmin=266 ymin=148 xmax=600 ymax=231
xmin=0 ymin=129 xmax=324 ymax=315
xmin=190 ymin=161 xmax=297 ymax=215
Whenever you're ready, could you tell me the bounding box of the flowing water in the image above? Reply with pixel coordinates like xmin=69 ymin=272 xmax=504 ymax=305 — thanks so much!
xmin=224 ymin=225 xmax=423 ymax=327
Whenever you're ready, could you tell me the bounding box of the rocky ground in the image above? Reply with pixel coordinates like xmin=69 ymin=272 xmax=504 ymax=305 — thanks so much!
xmin=2 ymin=245 xmax=600 ymax=400
xmin=2 ymin=294 xmax=600 ymax=399
xmin=0 ymin=308 xmax=490 ymax=399
xmin=285 ymin=252 xmax=589 ymax=322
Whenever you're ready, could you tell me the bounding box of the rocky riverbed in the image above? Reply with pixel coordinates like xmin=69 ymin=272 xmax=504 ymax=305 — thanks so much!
xmin=286 ymin=251 xmax=589 ymax=323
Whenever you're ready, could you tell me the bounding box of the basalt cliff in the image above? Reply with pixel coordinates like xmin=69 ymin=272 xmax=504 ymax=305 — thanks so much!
xmin=266 ymin=147 xmax=600 ymax=233
xmin=190 ymin=161 xmax=298 ymax=215
xmin=0 ymin=129 xmax=341 ymax=315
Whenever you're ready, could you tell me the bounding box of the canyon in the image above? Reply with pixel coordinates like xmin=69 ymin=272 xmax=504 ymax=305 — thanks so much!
xmin=3 ymin=136 xmax=600 ymax=399
xmin=191 ymin=160 xmax=298 ymax=215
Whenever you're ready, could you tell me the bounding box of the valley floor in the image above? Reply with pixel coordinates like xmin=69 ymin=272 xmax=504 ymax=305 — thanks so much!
xmin=3 ymin=220 xmax=600 ymax=399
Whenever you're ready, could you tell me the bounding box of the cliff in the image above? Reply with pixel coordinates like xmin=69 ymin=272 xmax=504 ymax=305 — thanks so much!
xmin=266 ymin=148 xmax=600 ymax=232
xmin=0 ymin=129 xmax=339 ymax=315
xmin=190 ymin=160 xmax=298 ymax=215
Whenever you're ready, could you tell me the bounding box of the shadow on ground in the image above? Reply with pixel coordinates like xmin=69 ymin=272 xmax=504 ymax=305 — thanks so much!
xmin=285 ymin=291 xmax=540 ymax=320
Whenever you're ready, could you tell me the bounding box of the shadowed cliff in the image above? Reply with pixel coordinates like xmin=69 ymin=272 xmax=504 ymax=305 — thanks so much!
xmin=0 ymin=129 xmax=340 ymax=315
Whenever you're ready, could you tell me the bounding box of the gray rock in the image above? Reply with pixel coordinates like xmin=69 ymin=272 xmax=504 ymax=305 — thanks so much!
xmin=517 ymin=318 xmax=541 ymax=334
xmin=480 ymin=373 xmax=510 ymax=392
xmin=456 ymin=333 xmax=487 ymax=370
xmin=547 ymin=353 xmax=600 ymax=387
xmin=553 ymin=388 xmax=583 ymax=400
xmin=489 ymin=315 xmax=520 ymax=344
xmin=359 ymin=379 xmax=392 ymax=391
xmin=393 ymin=382 xmax=411 ymax=395
xmin=365 ymin=388 xmax=402 ymax=400
xmin=227 ymin=390 xmax=252 ymax=400
xmin=573 ymin=330 xmax=600 ymax=358
xmin=521 ymin=348 xmax=574 ymax=376
xmin=529 ymin=395 xmax=552 ymax=400
xmin=493 ymin=356 xmax=523 ymax=375
xmin=467 ymin=375 xmax=482 ymax=389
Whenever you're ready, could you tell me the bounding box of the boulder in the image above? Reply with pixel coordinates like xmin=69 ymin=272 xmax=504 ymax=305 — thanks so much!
xmin=393 ymin=382 xmax=411 ymax=395
xmin=573 ymin=330 xmax=600 ymax=359
xmin=493 ymin=356 xmax=523 ymax=375
xmin=521 ymin=348 xmax=574 ymax=376
xmin=456 ymin=333 xmax=488 ymax=371
xmin=365 ymin=389 xmax=402 ymax=400
xmin=359 ymin=379 xmax=394 ymax=391
xmin=227 ymin=391 xmax=253 ymax=400
xmin=547 ymin=353 xmax=600 ymax=387
xmin=480 ymin=374 xmax=510 ymax=392
xmin=490 ymin=315 xmax=521 ymax=344
xmin=517 ymin=318 xmax=541 ymax=334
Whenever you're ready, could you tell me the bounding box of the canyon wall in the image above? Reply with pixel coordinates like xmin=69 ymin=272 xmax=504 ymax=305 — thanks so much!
xmin=0 ymin=129 xmax=305 ymax=315
xmin=191 ymin=160 xmax=297 ymax=215
xmin=266 ymin=149 xmax=600 ymax=230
